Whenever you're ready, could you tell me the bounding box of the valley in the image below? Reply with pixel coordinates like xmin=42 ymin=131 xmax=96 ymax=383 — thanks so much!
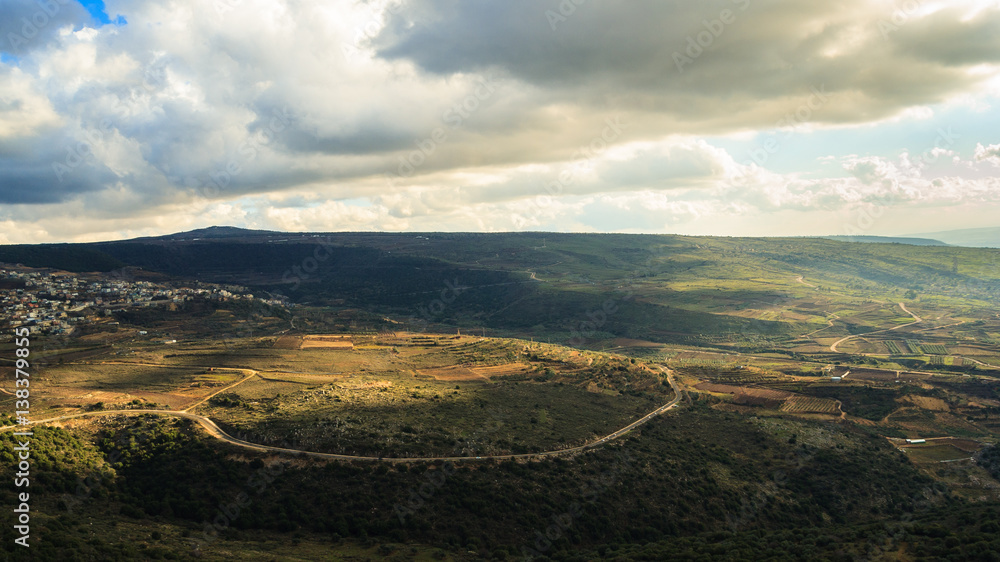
xmin=3 ymin=230 xmax=1000 ymax=560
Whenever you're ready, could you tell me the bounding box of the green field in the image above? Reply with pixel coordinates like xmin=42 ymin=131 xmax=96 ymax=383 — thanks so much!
xmin=5 ymin=232 xmax=1000 ymax=560
xmin=905 ymin=444 xmax=972 ymax=463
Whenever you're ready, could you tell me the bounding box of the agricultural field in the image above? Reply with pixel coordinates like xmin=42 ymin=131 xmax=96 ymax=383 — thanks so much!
xmin=7 ymin=232 xmax=1000 ymax=560
xmin=732 ymin=393 xmax=784 ymax=408
xmin=680 ymin=354 xmax=1000 ymax=501
xmin=903 ymin=444 xmax=974 ymax=464
xmin=300 ymin=335 xmax=354 ymax=349
xmin=779 ymin=396 xmax=841 ymax=415
xmin=678 ymin=365 xmax=780 ymax=384
xmin=922 ymin=343 xmax=950 ymax=355
xmin=691 ymin=378 xmax=839 ymax=416
xmin=21 ymin=357 xmax=246 ymax=415
xmin=846 ymin=368 xmax=931 ymax=384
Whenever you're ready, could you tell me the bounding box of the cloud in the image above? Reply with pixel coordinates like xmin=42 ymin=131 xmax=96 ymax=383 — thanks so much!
xmin=374 ymin=0 xmax=1000 ymax=128
xmin=975 ymin=143 xmax=1000 ymax=167
xmin=0 ymin=0 xmax=997 ymax=241
xmin=0 ymin=0 xmax=92 ymax=56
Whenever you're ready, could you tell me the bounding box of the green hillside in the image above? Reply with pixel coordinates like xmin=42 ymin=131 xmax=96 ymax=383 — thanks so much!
xmin=3 ymin=231 xmax=1000 ymax=348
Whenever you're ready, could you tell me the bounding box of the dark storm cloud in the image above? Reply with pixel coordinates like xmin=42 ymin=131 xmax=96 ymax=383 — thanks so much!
xmin=0 ymin=0 xmax=998 ymax=241
xmin=0 ymin=0 xmax=91 ymax=54
xmin=890 ymin=6 xmax=1000 ymax=66
xmin=374 ymin=0 xmax=999 ymax=127
xmin=0 ymin=150 xmax=114 ymax=204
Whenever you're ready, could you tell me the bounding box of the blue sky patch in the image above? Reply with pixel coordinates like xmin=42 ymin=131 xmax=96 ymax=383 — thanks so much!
xmin=77 ymin=0 xmax=126 ymax=26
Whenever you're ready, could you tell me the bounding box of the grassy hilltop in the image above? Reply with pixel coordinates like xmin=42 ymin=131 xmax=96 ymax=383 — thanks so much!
xmin=4 ymin=230 xmax=1000 ymax=559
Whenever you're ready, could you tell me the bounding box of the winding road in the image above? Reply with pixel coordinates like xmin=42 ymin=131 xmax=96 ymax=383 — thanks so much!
xmin=829 ymin=302 xmax=922 ymax=353
xmin=5 ymin=369 xmax=683 ymax=464
xmin=800 ymin=311 xmax=840 ymax=338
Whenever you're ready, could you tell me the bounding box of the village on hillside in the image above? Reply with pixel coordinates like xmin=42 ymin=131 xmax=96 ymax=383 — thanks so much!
xmin=0 ymin=266 xmax=288 ymax=337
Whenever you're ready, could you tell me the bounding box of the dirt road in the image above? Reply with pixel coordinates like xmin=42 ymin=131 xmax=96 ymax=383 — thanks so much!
xmin=6 ymin=370 xmax=683 ymax=464
xmin=830 ymin=302 xmax=922 ymax=353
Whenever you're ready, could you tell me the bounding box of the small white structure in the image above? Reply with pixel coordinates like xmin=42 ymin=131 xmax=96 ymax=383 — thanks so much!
xmin=905 ymin=439 xmax=926 ymax=444
xmin=831 ymin=376 xmax=842 ymax=382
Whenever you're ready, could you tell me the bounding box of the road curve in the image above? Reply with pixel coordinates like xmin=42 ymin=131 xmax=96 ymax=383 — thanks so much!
xmin=830 ymin=302 xmax=922 ymax=353
xmin=7 ymin=370 xmax=683 ymax=464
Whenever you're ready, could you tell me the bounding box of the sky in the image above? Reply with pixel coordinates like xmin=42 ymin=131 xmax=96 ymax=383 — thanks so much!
xmin=1 ymin=0 xmax=999 ymax=243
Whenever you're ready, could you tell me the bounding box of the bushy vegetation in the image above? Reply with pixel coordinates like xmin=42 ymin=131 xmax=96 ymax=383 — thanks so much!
xmin=8 ymin=232 xmax=1000 ymax=348
xmin=979 ymin=445 xmax=1000 ymax=480
xmin=6 ymin=231 xmax=1000 ymax=559
xmin=3 ymin=405 xmax=959 ymax=560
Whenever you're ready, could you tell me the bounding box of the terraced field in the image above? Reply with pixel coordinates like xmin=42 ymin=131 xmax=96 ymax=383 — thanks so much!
xmin=922 ymin=343 xmax=949 ymax=355
xmin=780 ymin=396 xmax=841 ymax=415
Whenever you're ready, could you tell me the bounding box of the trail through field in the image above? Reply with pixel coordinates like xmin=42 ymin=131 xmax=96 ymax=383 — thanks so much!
xmin=6 ymin=368 xmax=683 ymax=464
xmin=800 ymin=311 xmax=840 ymax=338
xmin=830 ymin=302 xmax=922 ymax=353
xmin=794 ymin=276 xmax=817 ymax=288
xmin=915 ymin=320 xmax=966 ymax=333
xmin=99 ymin=361 xmax=258 ymax=411
xmin=182 ymin=369 xmax=258 ymax=412
xmin=955 ymin=356 xmax=1000 ymax=369
xmin=794 ymin=275 xmax=885 ymax=303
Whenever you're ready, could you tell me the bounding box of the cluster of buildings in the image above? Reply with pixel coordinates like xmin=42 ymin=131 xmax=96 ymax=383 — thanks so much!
xmin=1 ymin=268 xmax=288 ymax=336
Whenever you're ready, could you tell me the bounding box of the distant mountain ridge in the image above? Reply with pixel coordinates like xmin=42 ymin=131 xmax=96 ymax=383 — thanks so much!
xmin=3 ymin=228 xmax=1000 ymax=348
xmin=824 ymin=235 xmax=947 ymax=246
xmin=156 ymin=226 xmax=280 ymax=239
xmin=904 ymin=227 xmax=1000 ymax=248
